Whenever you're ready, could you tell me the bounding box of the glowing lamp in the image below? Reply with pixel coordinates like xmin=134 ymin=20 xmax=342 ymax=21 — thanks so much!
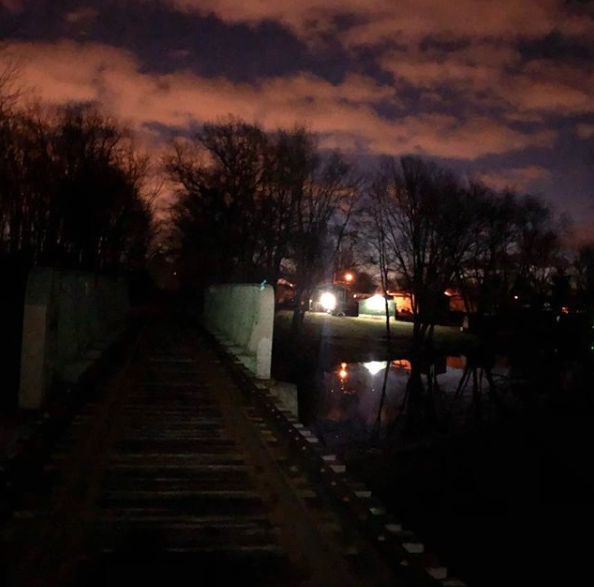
xmin=364 ymin=361 xmax=387 ymax=376
xmin=320 ymin=291 xmax=337 ymax=311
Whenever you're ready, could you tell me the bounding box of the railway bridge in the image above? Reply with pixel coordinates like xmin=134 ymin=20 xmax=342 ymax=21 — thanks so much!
xmin=1 ymin=316 xmax=460 ymax=587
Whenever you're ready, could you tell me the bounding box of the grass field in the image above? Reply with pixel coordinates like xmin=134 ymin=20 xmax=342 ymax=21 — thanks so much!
xmin=273 ymin=310 xmax=477 ymax=373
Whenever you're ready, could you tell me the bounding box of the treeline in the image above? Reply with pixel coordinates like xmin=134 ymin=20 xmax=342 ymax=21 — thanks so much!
xmin=167 ymin=119 xmax=359 ymax=328
xmin=366 ymin=156 xmax=573 ymax=343
xmin=0 ymin=88 xmax=153 ymax=409
xmin=0 ymin=103 xmax=153 ymax=272
xmin=1 ymin=78 xmax=592 ymax=340
xmin=167 ymin=118 xmax=594 ymax=338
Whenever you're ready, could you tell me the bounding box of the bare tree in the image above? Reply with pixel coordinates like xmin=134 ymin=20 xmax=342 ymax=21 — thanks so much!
xmin=168 ymin=120 xmax=360 ymax=319
xmin=513 ymin=194 xmax=565 ymax=302
xmin=0 ymin=104 xmax=153 ymax=271
xmin=573 ymin=243 xmax=594 ymax=308
xmin=0 ymin=43 xmax=20 ymax=113
xmin=371 ymin=156 xmax=477 ymax=347
xmin=1 ymin=99 xmax=154 ymax=411
xmin=366 ymin=172 xmax=394 ymax=342
xmin=255 ymin=127 xmax=307 ymax=287
xmin=457 ymin=184 xmax=518 ymax=317
xmin=288 ymin=143 xmax=360 ymax=334
xmin=167 ymin=118 xmax=280 ymax=285
xmin=366 ymin=156 xmax=481 ymax=427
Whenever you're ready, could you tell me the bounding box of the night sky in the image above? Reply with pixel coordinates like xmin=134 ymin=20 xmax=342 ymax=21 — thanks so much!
xmin=2 ymin=0 xmax=593 ymax=238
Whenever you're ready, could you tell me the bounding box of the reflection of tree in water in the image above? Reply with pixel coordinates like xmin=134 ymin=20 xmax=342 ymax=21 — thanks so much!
xmin=371 ymin=361 xmax=392 ymax=443
xmin=370 ymin=359 xmax=417 ymax=443
xmin=401 ymin=351 xmax=442 ymax=437
xmin=451 ymin=347 xmax=507 ymax=421
xmin=371 ymin=347 xmax=510 ymax=445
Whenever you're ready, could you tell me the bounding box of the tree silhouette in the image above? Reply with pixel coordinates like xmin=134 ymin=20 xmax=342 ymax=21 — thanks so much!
xmin=167 ymin=120 xmax=359 ymax=324
xmin=0 ymin=105 xmax=153 ymax=271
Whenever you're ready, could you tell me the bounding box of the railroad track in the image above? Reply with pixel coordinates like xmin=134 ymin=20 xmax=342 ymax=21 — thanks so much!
xmin=0 ymin=320 xmax=454 ymax=587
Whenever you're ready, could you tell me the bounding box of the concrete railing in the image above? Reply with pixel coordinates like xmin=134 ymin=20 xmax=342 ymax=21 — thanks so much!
xmin=204 ymin=283 xmax=274 ymax=380
xmin=19 ymin=268 xmax=129 ymax=409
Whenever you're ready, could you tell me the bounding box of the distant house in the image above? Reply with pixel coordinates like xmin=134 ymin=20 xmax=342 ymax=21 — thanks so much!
xmin=275 ymin=278 xmax=296 ymax=307
xmin=361 ymin=289 xmax=471 ymax=322
xmin=357 ymin=293 xmax=395 ymax=318
xmin=444 ymin=288 xmax=473 ymax=313
xmin=389 ymin=291 xmax=413 ymax=314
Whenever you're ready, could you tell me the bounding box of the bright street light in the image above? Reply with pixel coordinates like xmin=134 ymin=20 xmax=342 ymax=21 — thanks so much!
xmin=364 ymin=361 xmax=387 ymax=376
xmin=320 ymin=291 xmax=337 ymax=311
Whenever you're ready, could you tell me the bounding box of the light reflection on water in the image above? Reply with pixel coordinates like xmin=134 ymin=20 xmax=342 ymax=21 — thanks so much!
xmin=310 ymin=357 xmax=510 ymax=450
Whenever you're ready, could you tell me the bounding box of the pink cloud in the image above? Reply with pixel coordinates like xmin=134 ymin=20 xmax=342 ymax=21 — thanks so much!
xmin=0 ymin=0 xmax=24 ymax=11
xmin=64 ymin=7 xmax=99 ymax=25
xmin=111 ymin=2 xmax=594 ymax=130
xmin=475 ymin=165 xmax=551 ymax=191
xmin=576 ymin=123 xmax=594 ymax=139
xmin=132 ymin=0 xmax=594 ymax=47
xmin=380 ymin=40 xmax=594 ymax=119
xmin=341 ymin=0 xmax=594 ymax=47
xmin=3 ymin=40 xmax=555 ymax=161
xmin=380 ymin=42 xmax=516 ymax=92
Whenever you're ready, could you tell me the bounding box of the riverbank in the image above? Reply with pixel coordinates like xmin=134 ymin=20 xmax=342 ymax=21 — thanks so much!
xmin=272 ymin=309 xmax=594 ymax=586
xmin=272 ymin=311 xmax=477 ymax=377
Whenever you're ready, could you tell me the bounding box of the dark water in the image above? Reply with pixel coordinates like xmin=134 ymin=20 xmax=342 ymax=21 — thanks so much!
xmin=309 ymin=356 xmax=514 ymax=451
xmin=301 ymin=350 xmax=594 ymax=586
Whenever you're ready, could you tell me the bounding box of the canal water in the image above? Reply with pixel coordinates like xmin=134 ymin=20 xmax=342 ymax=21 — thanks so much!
xmin=306 ymin=356 xmax=513 ymax=453
xmin=299 ymin=352 xmax=594 ymax=586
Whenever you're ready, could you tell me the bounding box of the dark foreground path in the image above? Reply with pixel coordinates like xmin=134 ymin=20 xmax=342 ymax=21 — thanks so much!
xmin=0 ymin=320 xmax=434 ymax=587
